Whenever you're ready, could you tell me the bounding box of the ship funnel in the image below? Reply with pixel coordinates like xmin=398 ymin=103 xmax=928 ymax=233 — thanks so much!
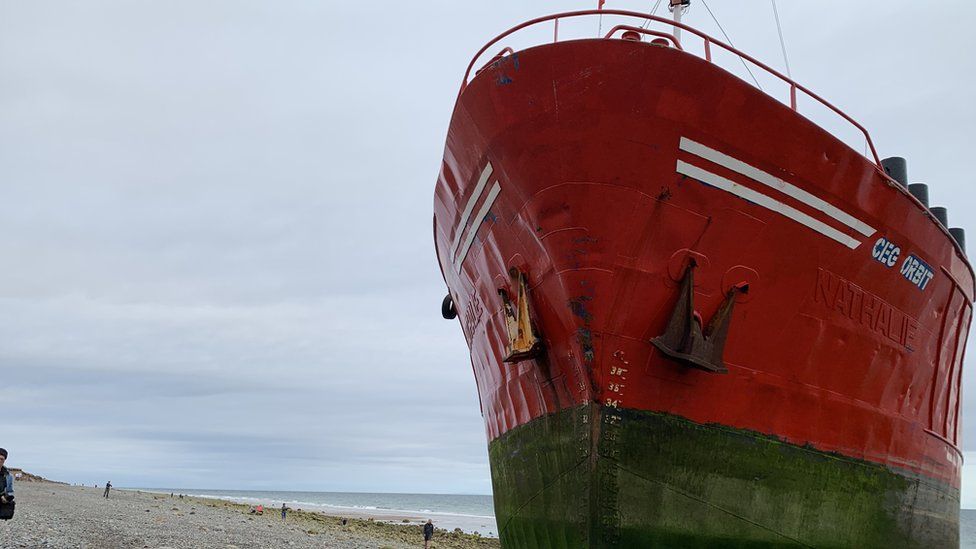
xmin=881 ymin=157 xmax=908 ymax=188
xmin=930 ymin=206 xmax=948 ymax=227
xmin=908 ymin=183 xmax=929 ymax=207
xmin=950 ymin=228 xmax=967 ymax=252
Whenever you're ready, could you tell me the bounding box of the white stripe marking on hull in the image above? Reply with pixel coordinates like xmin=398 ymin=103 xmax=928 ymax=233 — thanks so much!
xmin=455 ymin=181 xmax=502 ymax=273
xmin=450 ymin=162 xmax=494 ymax=258
xmin=679 ymin=137 xmax=875 ymax=237
xmin=676 ymin=160 xmax=862 ymax=249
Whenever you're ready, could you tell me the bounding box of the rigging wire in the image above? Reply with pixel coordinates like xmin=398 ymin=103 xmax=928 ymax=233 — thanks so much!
xmin=597 ymin=0 xmax=603 ymax=37
xmin=641 ymin=0 xmax=665 ymax=28
xmin=771 ymin=0 xmax=792 ymax=79
xmin=700 ymin=0 xmax=764 ymax=91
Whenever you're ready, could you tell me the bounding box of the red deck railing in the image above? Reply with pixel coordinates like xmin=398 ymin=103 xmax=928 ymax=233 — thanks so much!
xmin=460 ymin=10 xmax=883 ymax=169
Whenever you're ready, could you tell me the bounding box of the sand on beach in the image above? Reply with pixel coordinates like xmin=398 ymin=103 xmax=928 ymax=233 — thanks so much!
xmin=0 ymin=481 xmax=499 ymax=549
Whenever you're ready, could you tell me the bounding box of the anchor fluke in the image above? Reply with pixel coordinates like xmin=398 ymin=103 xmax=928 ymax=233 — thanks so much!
xmin=651 ymin=261 xmax=744 ymax=374
xmin=499 ymin=269 xmax=544 ymax=363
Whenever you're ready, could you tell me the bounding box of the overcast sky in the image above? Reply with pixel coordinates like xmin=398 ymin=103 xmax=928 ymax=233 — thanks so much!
xmin=1 ymin=1 xmax=975 ymax=500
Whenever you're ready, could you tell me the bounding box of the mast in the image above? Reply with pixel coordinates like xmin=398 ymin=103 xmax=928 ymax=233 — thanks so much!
xmin=669 ymin=0 xmax=691 ymax=43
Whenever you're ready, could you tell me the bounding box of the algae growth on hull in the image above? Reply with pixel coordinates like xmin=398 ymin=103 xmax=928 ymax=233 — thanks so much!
xmin=488 ymin=404 xmax=958 ymax=548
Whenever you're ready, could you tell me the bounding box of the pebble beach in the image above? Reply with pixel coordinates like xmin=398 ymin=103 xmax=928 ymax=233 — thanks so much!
xmin=0 ymin=481 xmax=500 ymax=549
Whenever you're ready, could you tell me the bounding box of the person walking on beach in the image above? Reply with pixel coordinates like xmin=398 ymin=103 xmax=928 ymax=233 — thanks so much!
xmin=103 ymin=481 xmax=112 ymax=498
xmin=281 ymin=503 xmax=288 ymax=521
xmin=0 ymin=448 xmax=14 ymax=520
xmin=423 ymin=519 xmax=434 ymax=548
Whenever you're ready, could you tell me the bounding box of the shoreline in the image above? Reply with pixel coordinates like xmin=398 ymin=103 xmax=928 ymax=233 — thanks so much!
xmin=131 ymin=487 xmax=499 ymax=537
xmin=1 ymin=481 xmax=500 ymax=549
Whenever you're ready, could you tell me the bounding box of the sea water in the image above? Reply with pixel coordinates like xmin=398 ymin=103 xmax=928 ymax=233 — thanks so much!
xmin=963 ymin=509 xmax=976 ymax=547
xmin=136 ymin=489 xmax=498 ymax=537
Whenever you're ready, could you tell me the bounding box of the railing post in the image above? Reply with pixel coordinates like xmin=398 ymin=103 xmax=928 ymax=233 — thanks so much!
xmin=554 ymin=18 xmax=559 ymax=43
xmin=790 ymin=84 xmax=797 ymax=111
xmin=703 ymin=39 xmax=711 ymax=62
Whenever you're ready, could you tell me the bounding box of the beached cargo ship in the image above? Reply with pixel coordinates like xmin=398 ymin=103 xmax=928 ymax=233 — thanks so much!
xmin=434 ymin=7 xmax=973 ymax=547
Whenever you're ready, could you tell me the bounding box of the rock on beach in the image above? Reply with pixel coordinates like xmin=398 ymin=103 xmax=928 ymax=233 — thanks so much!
xmin=0 ymin=481 xmax=499 ymax=549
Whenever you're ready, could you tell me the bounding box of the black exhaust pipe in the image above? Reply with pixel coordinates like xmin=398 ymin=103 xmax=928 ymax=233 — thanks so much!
xmin=881 ymin=157 xmax=908 ymax=188
xmin=950 ymin=228 xmax=966 ymax=253
xmin=908 ymin=183 xmax=929 ymax=207
xmin=930 ymin=206 xmax=948 ymax=228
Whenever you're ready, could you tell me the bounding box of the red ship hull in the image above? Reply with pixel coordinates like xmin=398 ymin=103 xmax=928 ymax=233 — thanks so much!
xmin=434 ymin=24 xmax=973 ymax=547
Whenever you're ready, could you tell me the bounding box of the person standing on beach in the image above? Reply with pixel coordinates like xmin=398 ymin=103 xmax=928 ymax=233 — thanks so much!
xmin=103 ymin=481 xmax=112 ymax=498
xmin=281 ymin=503 xmax=288 ymax=521
xmin=0 ymin=449 xmax=13 ymax=503
xmin=423 ymin=519 xmax=434 ymax=548
xmin=0 ymin=448 xmax=14 ymax=520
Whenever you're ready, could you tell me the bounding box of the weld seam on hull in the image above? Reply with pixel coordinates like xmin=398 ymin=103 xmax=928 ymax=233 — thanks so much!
xmin=616 ymin=463 xmax=813 ymax=547
xmin=496 ymin=454 xmax=590 ymax=537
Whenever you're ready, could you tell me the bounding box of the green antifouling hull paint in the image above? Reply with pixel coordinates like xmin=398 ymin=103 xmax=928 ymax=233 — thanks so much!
xmin=488 ymin=405 xmax=958 ymax=548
